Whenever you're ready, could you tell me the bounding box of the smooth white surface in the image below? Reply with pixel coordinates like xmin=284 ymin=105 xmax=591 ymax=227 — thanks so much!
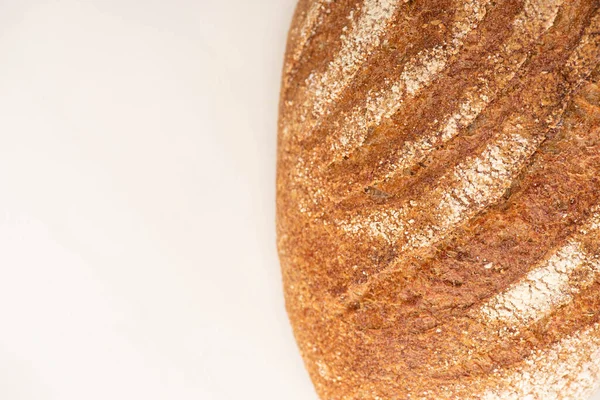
xmin=0 ymin=1 xmax=315 ymax=399
xmin=0 ymin=1 xmax=598 ymax=400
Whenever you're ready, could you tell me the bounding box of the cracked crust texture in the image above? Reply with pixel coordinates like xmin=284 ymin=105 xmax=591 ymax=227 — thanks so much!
xmin=276 ymin=0 xmax=600 ymax=399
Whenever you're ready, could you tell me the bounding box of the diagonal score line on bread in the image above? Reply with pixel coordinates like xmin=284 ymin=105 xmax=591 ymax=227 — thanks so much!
xmin=566 ymin=11 xmax=600 ymax=85
xmin=475 ymin=210 xmax=600 ymax=329
xmin=478 ymin=324 xmax=600 ymax=400
xmin=379 ymin=0 xmax=600 ymax=183
xmin=286 ymin=0 xmax=490 ymax=142
xmin=292 ymin=0 xmax=402 ymax=134
xmin=333 ymin=14 xmax=600 ymax=304
xmin=295 ymin=0 xmax=567 ymax=211
xmin=323 ymin=0 xmax=492 ymax=161
xmin=306 ymin=0 xmax=491 ymax=141
xmin=285 ymin=0 xmax=596 ymax=215
xmin=284 ymin=0 xmax=333 ymax=86
xmin=334 ymin=122 xmax=548 ymax=305
xmin=288 ymin=0 xmax=497 ymax=211
xmin=334 ymin=9 xmax=600 ymax=242
xmin=342 ymin=325 xmax=600 ymax=399
xmin=323 ymin=0 xmax=563 ymax=174
xmin=374 ymin=0 xmax=568 ymax=183
xmin=337 ymin=121 xmax=541 ymax=254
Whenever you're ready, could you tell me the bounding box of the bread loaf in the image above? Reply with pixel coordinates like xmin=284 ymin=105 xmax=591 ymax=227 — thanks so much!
xmin=276 ymin=0 xmax=600 ymax=398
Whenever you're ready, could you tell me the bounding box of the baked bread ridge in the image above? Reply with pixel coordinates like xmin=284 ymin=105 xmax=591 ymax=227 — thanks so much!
xmin=277 ymin=0 xmax=600 ymax=399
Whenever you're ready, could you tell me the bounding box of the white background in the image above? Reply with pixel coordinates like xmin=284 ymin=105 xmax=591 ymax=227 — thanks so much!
xmin=0 ymin=1 xmax=597 ymax=400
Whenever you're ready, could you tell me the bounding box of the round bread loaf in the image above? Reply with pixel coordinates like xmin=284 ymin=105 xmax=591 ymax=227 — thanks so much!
xmin=276 ymin=0 xmax=600 ymax=398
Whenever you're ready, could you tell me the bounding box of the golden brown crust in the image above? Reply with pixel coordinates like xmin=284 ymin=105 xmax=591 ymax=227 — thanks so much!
xmin=277 ymin=0 xmax=600 ymax=398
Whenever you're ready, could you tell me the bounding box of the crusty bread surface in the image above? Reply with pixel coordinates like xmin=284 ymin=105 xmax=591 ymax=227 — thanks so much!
xmin=276 ymin=0 xmax=600 ymax=398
